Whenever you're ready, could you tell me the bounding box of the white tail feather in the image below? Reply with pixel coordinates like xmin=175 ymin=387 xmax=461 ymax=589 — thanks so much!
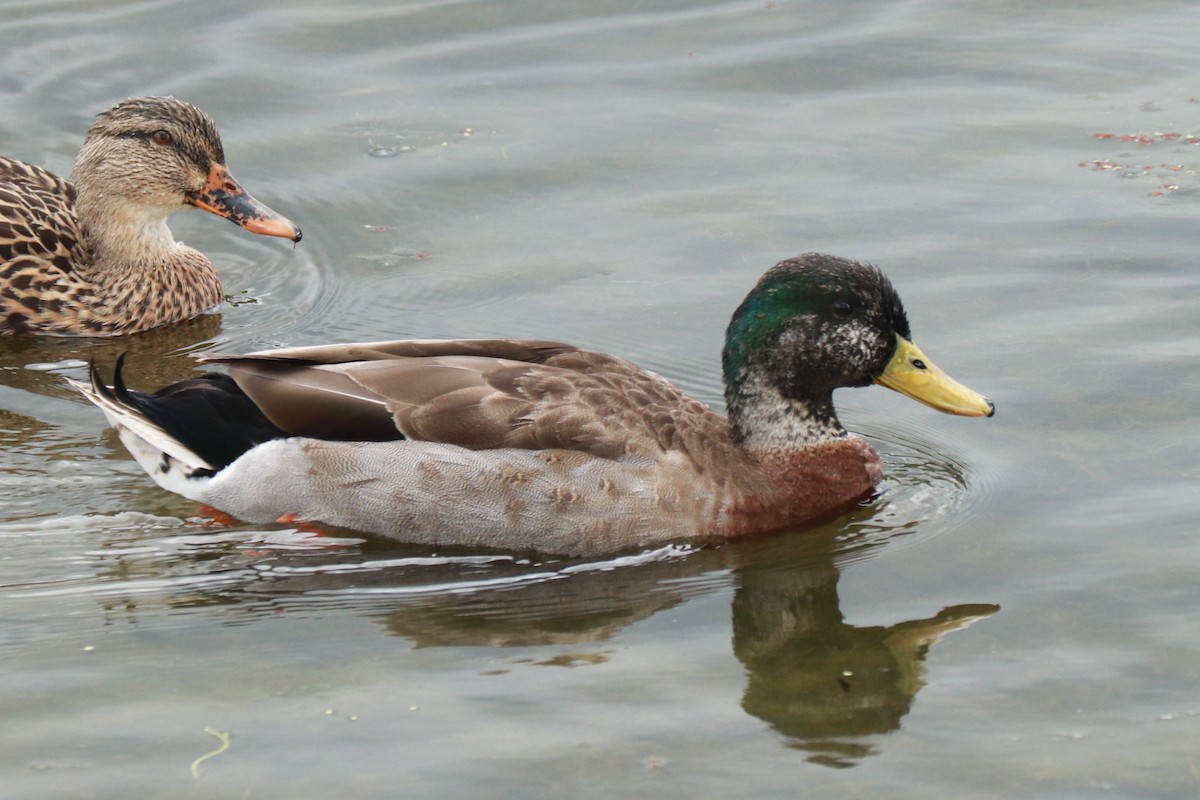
xmin=65 ymin=374 xmax=217 ymax=472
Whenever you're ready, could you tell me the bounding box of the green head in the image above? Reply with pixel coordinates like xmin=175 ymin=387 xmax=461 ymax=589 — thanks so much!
xmin=722 ymin=254 xmax=910 ymax=396
xmin=721 ymin=253 xmax=993 ymax=445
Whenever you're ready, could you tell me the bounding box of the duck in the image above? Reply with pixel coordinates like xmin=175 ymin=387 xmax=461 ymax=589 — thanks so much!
xmin=69 ymin=253 xmax=994 ymax=556
xmin=0 ymin=96 xmax=301 ymax=335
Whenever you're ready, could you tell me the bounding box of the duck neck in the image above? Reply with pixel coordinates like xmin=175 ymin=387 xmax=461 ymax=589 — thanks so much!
xmin=71 ymin=182 xmax=221 ymax=318
xmin=726 ymin=369 xmax=847 ymax=452
xmin=66 ymin=188 xmax=221 ymax=332
xmin=72 ymin=187 xmax=181 ymax=274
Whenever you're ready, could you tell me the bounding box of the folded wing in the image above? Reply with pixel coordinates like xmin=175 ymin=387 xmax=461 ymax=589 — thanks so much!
xmin=201 ymin=338 xmax=724 ymax=462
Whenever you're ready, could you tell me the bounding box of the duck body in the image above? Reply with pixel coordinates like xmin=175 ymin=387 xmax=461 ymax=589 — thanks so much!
xmin=72 ymin=254 xmax=994 ymax=555
xmin=0 ymin=96 xmax=301 ymax=335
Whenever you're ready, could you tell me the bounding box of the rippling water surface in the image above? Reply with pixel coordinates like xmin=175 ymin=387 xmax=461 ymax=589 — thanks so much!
xmin=2 ymin=1 xmax=1200 ymax=797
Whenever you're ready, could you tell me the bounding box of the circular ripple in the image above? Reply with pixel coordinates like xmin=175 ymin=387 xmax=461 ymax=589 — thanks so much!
xmin=830 ymin=418 xmax=991 ymax=566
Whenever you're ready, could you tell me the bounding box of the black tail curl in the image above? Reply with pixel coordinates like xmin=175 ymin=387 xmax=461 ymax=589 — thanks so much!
xmin=97 ymin=354 xmax=289 ymax=472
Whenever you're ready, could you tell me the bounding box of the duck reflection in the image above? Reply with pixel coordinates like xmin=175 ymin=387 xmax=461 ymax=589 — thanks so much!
xmin=368 ymin=524 xmax=996 ymax=765
xmin=0 ymin=312 xmax=226 ymax=399
xmin=729 ymin=538 xmax=995 ymax=766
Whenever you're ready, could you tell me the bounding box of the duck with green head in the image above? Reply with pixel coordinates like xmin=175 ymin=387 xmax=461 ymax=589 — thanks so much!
xmin=70 ymin=253 xmax=993 ymax=556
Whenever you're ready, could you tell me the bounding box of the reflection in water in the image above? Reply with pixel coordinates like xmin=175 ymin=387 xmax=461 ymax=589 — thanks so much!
xmin=374 ymin=547 xmax=697 ymax=648
xmin=0 ymin=313 xmax=226 ymax=399
xmin=730 ymin=536 xmax=996 ymax=767
xmin=358 ymin=524 xmax=996 ymax=767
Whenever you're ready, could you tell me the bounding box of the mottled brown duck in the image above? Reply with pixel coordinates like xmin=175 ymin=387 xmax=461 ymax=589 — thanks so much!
xmin=0 ymin=96 xmax=301 ymax=335
xmin=70 ymin=253 xmax=994 ymax=556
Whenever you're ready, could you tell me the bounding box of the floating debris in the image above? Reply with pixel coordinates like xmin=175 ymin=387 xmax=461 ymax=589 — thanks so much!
xmin=190 ymin=727 xmax=231 ymax=781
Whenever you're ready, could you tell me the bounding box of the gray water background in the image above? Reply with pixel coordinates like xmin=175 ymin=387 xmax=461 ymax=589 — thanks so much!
xmin=1 ymin=0 xmax=1199 ymax=797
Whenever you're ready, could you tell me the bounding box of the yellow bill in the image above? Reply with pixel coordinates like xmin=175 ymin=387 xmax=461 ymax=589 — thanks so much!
xmin=874 ymin=336 xmax=995 ymax=417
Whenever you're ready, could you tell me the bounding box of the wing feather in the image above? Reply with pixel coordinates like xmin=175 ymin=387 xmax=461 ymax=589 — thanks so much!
xmin=201 ymin=338 xmax=729 ymax=464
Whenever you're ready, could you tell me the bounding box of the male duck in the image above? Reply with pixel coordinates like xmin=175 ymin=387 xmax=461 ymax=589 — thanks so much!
xmin=71 ymin=254 xmax=993 ymax=555
xmin=0 ymin=96 xmax=301 ymax=335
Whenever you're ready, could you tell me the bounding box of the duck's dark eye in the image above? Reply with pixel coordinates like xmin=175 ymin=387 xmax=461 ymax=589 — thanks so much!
xmin=151 ymin=130 xmax=174 ymax=146
xmin=831 ymin=300 xmax=854 ymax=318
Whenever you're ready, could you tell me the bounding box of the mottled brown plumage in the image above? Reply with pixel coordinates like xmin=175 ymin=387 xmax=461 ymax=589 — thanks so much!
xmin=0 ymin=96 xmax=301 ymax=335
xmin=70 ymin=254 xmax=994 ymax=555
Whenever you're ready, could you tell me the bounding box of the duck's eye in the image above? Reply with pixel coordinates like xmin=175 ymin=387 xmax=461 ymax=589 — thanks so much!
xmin=151 ymin=130 xmax=174 ymax=146
xmin=831 ymin=300 xmax=854 ymax=318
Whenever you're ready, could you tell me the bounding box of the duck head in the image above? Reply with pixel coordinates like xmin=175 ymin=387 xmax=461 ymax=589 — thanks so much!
xmin=722 ymin=253 xmax=993 ymax=448
xmin=71 ymin=96 xmax=300 ymax=244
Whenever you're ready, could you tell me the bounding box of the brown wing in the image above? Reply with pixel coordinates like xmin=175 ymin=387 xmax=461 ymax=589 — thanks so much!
xmin=232 ymin=337 xmax=580 ymax=365
xmin=198 ymin=339 xmax=578 ymax=441
xmin=201 ymin=338 xmax=728 ymax=462
xmin=0 ymin=157 xmax=85 ymax=274
xmin=0 ymin=158 xmax=88 ymax=331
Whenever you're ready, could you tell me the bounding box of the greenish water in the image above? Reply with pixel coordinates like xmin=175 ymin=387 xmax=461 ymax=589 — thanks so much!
xmin=3 ymin=0 xmax=1200 ymax=797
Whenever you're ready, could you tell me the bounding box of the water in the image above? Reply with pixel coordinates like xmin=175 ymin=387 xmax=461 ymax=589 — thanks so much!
xmin=2 ymin=0 xmax=1199 ymax=796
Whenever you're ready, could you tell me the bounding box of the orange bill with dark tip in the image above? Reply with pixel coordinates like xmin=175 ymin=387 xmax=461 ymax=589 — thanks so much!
xmin=186 ymin=163 xmax=302 ymax=242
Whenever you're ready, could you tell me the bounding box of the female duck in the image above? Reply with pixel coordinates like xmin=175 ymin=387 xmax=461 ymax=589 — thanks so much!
xmin=0 ymin=96 xmax=301 ymax=335
xmin=72 ymin=254 xmax=993 ymax=555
